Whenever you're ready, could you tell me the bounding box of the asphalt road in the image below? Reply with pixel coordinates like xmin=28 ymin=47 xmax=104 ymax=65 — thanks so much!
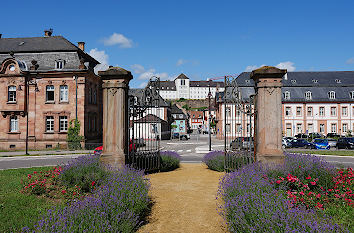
xmin=0 ymin=134 xmax=353 ymax=170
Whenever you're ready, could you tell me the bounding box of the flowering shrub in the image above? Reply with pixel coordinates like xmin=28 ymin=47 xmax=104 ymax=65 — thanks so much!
xmin=203 ymin=151 xmax=224 ymax=172
xmin=24 ymin=166 xmax=150 ymax=233
xmin=218 ymin=153 xmax=351 ymax=232
xmin=203 ymin=150 xmax=252 ymax=172
xmin=21 ymin=167 xmax=62 ymax=195
xmin=59 ymin=154 xmax=108 ymax=192
xmin=160 ymin=151 xmax=181 ymax=172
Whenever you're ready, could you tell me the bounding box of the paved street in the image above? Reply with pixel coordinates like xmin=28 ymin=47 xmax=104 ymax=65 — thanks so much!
xmin=0 ymin=133 xmax=353 ymax=170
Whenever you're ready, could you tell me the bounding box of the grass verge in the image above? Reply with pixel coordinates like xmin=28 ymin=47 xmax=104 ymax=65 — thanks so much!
xmin=290 ymin=150 xmax=354 ymax=156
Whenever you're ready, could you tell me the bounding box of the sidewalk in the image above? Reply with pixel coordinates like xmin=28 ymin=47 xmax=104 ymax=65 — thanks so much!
xmin=138 ymin=163 xmax=226 ymax=233
xmin=0 ymin=150 xmax=92 ymax=157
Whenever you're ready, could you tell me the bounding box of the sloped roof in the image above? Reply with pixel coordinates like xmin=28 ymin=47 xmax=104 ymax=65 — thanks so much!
xmin=190 ymin=81 xmax=224 ymax=87
xmin=0 ymin=36 xmax=79 ymax=53
xmin=134 ymin=114 xmax=167 ymax=123
xmin=160 ymin=81 xmax=176 ymax=90
xmin=129 ymin=88 xmax=170 ymax=107
xmin=175 ymin=73 xmax=189 ymax=79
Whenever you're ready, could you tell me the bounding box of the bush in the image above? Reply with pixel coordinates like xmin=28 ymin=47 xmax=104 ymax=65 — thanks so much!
xmin=203 ymin=151 xmax=224 ymax=172
xmin=160 ymin=151 xmax=181 ymax=172
xmin=67 ymin=120 xmax=84 ymax=150
xmin=203 ymin=150 xmax=253 ymax=172
xmin=24 ymin=166 xmax=150 ymax=233
xmin=218 ymin=162 xmax=344 ymax=232
xmin=59 ymin=154 xmax=108 ymax=192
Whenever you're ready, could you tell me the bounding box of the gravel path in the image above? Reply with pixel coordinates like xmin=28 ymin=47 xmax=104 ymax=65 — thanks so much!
xmin=138 ymin=163 xmax=226 ymax=233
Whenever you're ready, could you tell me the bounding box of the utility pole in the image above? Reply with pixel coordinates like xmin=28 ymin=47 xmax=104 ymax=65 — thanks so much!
xmin=208 ymin=79 xmax=212 ymax=151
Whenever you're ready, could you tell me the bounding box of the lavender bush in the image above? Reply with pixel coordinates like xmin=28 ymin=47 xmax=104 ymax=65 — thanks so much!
xmin=218 ymin=162 xmax=343 ymax=232
xmin=26 ymin=166 xmax=150 ymax=233
xmin=203 ymin=151 xmax=225 ymax=172
xmin=267 ymin=152 xmax=337 ymax=190
xmin=59 ymin=154 xmax=108 ymax=192
xmin=160 ymin=151 xmax=181 ymax=172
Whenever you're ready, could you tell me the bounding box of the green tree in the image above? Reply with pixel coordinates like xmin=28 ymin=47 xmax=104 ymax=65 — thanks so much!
xmin=67 ymin=120 xmax=84 ymax=150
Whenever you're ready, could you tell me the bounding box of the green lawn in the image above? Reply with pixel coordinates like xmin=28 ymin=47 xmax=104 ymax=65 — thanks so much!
xmin=290 ymin=150 xmax=354 ymax=156
xmin=0 ymin=167 xmax=60 ymax=232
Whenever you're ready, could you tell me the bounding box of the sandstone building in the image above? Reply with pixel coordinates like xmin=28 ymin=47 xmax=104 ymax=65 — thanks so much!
xmin=0 ymin=30 xmax=102 ymax=150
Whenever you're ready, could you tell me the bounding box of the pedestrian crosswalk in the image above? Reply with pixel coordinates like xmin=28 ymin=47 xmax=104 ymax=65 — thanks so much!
xmin=168 ymin=149 xmax=193 ymax=154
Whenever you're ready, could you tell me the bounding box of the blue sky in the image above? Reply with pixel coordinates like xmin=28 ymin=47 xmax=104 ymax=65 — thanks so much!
xmin=2 ymin=0 xmax=354 ymax=87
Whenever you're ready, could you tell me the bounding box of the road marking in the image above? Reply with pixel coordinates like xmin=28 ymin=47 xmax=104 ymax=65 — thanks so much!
xmin=177 ymin=150 xmax=183 ymax=152
xmin=186 ymin=149 xmax=192 ymax=152
xmin=166 ymin=142 xmax=205 ymax=145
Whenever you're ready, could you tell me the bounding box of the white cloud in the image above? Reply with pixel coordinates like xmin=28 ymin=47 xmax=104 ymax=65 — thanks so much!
xmin=130 ymin=64 xmax=170 ymax=80
xmin=346 ymin=58 xmax=354 ymax=64
xmin=130 ymin=64 xmax=145 ymax=74
xmin=89 ymin=48 xmax=109 ymax=74
xmin=176 ymin=59 xmax=186 ymax=66
xmin=138 ymin=82 xmax=147 ymax=88
xmin=102 ymin=33 xmax=133 ymax=48
xmin=276 ymin=61 xmax=296 ymax=71
xmin=244 ymin=61 xmax=296 ymax=72
xmin=245 ymin=64 xmax=266 ymax=72
xmin=176 ymin=58 xmax=199 ymax=66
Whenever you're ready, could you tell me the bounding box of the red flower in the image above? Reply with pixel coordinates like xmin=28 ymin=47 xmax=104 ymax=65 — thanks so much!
xmin=91 ymin=181 xmax=95 ymax=186
xmin=306 ymin=176 xmax=311 ymax=180
xmin=299 ymin=191 xmax=305 ymax=195
xmin=310 ymin=181 xmax=316 ymax=185
xmin=61 ymin=190 xmax=66 ymax=194
xmin=316 ymin=202 xmax=323 ymax=209
xmin=276 ymin=180 xmax=282 ymax=184
xmin=316 ymin=194 xmax=321 ymax=198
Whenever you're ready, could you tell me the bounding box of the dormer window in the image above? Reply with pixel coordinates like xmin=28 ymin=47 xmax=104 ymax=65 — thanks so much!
xmin=335 ymin=79 xmax=341 ymax=83
xmin=291 ymin=80 xmax=296 ymax=84
xmin=304 ymin=91 xmax=312 ymax=100
xmin=328 ymin=91 xmax=336 ymax=100
xmin=55 ymin=60 xmax=65 ymax=70
xmin=312 ymin=79 xmax=318 ymax=83
xmin=245 ymin=80 xmax=250 ymax=83
xmin=350 ymin=91 xmax=354 ymax=99
xmin=283 ymin=91 xmax=290 ymax=100
xmin=9 ymin=64 xmax=16 ymax=71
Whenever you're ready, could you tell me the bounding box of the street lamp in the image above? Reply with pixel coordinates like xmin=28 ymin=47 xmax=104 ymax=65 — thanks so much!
xmin=208 ymin=79 xmax=212 ymax=151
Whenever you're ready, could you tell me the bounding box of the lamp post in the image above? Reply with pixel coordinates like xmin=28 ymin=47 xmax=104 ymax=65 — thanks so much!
xmin=208 ymin=79 xmax=212 ymax=151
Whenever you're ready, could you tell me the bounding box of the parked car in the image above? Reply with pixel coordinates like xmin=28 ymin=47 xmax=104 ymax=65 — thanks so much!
xmin=172 ymin=132 xmax=180 ymax=139
xmin=230 ymin=137 xmax=254 ymax=150
xmin=336 ymin=137 xmax=354 ymax=149
xmin=133 ymin=138 xmax=145 ymax=147
xmin=290 ymin=139 xmax=313 ymax=148
xmin=282 ymin=138 xmax=292 ymax=149
xmin=295 ymin=133 xmax=309 ymax=139
xmin=308 ymin=133 xmax=323 ymax=139
xmin=179 ymin=134 xmax=190 ymax=140
xmin=312 ymin=139 xmax=330 ymax=150
xmin=327 ymin=139 xmax=337 ymax=148
xmin=327 ymin=133 xmax=340 ymax=138
xmin=93 ymin=140 xmax=136 ymax=154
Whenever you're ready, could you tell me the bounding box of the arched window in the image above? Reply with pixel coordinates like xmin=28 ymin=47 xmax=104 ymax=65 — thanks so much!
xmin=8 ymin=86 xmax=16 ymax=102
xmin=283 ymin=91 xmax=290 ymax=100
xmin=304 ymin=91 xmax=312 ymax=100
xmin=328 ymin=91 xmax=336 ymax=100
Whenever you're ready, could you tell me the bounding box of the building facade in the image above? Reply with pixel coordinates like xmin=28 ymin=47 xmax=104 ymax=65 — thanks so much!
xmin=0 ymin=31 xmax=102 ymax=150
xmin=215 ymin=71 xmax=354 ymax=139
xmin=159 ymin=73 xmax=225 ymax=100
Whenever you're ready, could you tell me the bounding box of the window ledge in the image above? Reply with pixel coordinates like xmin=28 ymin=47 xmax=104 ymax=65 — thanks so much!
xmin=7 ymin=101 xmax=17 ymax=104
xmin=44 ymin=132 xmax=54 ymax=134
xmin=8 ymin=131 xmax=20 ymax=134
xmin=45 ymin=101 xmax=55 ymax=104
xmin=58 ymin=131 xmax=68 ymax=134
xmin=59 ymin=101 xmax=69 ymax=104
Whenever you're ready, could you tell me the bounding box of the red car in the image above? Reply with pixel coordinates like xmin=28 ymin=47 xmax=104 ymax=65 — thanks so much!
xmin=94 ymin=140 xmax=136 ymax=154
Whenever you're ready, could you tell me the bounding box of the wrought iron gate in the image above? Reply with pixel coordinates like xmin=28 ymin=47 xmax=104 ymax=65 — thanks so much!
xmin=127 ymin=77 xmax=161 ymax=172
xmin=224 ymin=76 xmax=255 ymax=172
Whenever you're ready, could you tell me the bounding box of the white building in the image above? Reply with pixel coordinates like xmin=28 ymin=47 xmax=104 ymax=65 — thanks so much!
xmin=159 ymin=73 xmax=224 ymax=100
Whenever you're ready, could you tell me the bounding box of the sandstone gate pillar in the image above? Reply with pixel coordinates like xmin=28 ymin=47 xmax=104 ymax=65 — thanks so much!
xmin=99 ymin=67 xmax=133 ymax=169
xmin=250 ymin=66 xmax=287 ymax=164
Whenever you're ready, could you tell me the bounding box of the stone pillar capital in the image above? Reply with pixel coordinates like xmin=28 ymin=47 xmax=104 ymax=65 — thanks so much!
xmin=99 ymin=66 xmax=133 ymax=84
xmin=251 ymin=66 xmax=286 ymax=86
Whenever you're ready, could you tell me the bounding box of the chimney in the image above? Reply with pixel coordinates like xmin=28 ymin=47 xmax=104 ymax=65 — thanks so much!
xmin=44 ymin=29 xmax=53 ymax=37
xmin=78 ymin=42 xmax=85 ymax=51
